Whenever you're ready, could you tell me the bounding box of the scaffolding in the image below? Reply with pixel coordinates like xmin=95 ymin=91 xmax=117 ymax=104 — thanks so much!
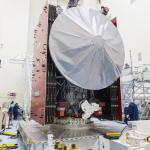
xmin=121 ymin=64 xmax=150 ymax=118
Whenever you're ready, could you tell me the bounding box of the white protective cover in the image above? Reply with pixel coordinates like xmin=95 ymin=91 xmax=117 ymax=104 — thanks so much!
xmin=49 ymin=7 xmax=125 ymax=90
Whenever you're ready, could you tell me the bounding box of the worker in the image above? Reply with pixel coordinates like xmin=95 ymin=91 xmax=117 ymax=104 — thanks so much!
xmin=124 ymin=102 xmax=130 ymax=124
xmin=67 ymin=0 xmax=79 ymax=8
xmin=13 ymin=103 xmax=20 ymax=120
xmin=8 ymin=101 xmax=14 ymax=122
xmin=128 ymin=101 xmax=139 ymax=121
xmin=101 ymin=6 xmax=109 ymax=16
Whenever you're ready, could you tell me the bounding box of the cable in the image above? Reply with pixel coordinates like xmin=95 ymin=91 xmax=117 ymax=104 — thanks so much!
xmin=119 ymin=125 xmax=128 ymax=138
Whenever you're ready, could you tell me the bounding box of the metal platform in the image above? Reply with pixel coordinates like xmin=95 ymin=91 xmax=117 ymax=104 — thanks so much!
xmin=19 ymin=120 xmax=122 ymax=141
xmin=18 ymin=120 xmax=125 ymax=150
xmin=44 ymin=122 xmax=118 ymax=141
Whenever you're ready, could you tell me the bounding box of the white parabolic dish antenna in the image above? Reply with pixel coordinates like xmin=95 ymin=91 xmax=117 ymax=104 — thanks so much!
xmin=49 ymin=7 xmax=125 ymax=90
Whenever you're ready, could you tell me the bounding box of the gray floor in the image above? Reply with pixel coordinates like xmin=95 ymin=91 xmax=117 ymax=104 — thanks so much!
xmin=0 ymin=120 xmax=26 ymax=150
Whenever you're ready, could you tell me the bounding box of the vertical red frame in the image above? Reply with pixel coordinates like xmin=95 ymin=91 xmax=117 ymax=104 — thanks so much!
xmin=31 ymin=2 xmax=48 ymax=125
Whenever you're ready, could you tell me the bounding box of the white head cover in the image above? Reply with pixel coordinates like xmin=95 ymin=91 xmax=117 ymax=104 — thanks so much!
xmin=49 ymin=7 xmax=125 ymax=90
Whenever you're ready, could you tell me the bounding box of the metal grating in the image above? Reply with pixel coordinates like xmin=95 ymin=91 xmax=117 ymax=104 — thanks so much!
xmin=45 ymin=5 xmax=57 ymax=124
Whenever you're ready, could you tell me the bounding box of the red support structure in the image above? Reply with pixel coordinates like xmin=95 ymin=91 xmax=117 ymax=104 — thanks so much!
xmin=31 ymin=1 xmax=48 ymax=125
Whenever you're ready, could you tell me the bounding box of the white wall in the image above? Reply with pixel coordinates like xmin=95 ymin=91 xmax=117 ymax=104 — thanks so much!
xmin=0 ymin=0 xmax=47 ymax=111
xmin=0 ymin=0 xmax=46 ymax=109
xmin=101 ymin=0 xmax=150 ymax=66
xmin=0 ymin=0 xmax=30 ymax=106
